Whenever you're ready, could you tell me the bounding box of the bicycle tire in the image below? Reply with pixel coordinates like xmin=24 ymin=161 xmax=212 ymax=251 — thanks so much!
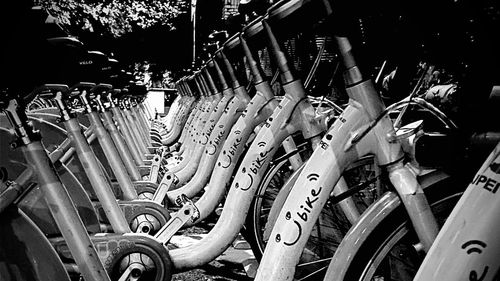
xmin=245 ymin=156 xmax=296 ymax=260
xmin=323 ymin=174 xmax=464 ymax=281
xmin=247 ymin=154 xmax=379 ymax=280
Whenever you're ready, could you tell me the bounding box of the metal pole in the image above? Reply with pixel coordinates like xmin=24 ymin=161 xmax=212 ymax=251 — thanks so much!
xmin=88 ymin=111 xmax=138 ymax=200
xmin=64 ymin=117 xmax=131 ymax=233
xmin=122 ymin=106 xmax=149 ymax=156
xmin=102 ymin=110 xmax=142 ymax=181
xmin=111 ymin=106 xmax=145 ymax=166
xmin=191 ymin=0 xmax=197 ymax=64
xmin=135 ymin=104 xmax=151 ymax=138
xmin=24 ymin=141 xmax=111 ymax=281
xmin=4 ymin=99 xmax=110 ymax=281
xmin=131 ymin=104 xmax=151 ymax=147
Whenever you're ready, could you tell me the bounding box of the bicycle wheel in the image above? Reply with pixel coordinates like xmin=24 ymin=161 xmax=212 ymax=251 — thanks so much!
xmin=244 ymin=135 xmax=314 ymax=261
xmin=247 ymin=155 xmax=380 ymax=280
xmin=323 ymin=175 xmax=464 ymax=281
xmin=245 ymin=155 xmax=295 ymax=260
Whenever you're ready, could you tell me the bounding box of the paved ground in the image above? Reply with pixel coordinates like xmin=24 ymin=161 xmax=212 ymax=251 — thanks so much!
xmin=169 ymin=226 xmax=259 ymax=281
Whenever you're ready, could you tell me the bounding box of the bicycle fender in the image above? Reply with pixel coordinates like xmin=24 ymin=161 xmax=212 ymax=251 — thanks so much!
xmin=325 ymin=169 xmax=451 ymax=279
xmin=327 ymin=191 xmax=401 ymax=279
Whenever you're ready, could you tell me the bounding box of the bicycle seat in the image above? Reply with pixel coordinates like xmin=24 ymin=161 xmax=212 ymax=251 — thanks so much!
xmin=1 ymin=35 xmax=94 ymax=106
xmin=223 ymin=32 xmax=240 ymax=52
xmin=85 ymin=50 xmax=113 ymax=83
xmin=238 ymin=0 xmax=270 ymax=20
xmin=266 ymin=0 xmax=332 ymax=36
xmin=104 ymin=58 xmax=120 ymax=83
xmin=267 ymin=0 xmax=299 ymax=20
xmin=243 ymin=15 xmax=265 ymax=38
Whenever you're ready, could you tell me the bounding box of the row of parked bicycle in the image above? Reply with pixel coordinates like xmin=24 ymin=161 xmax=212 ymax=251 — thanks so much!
xmin=1 ymin=0 xmax=499 ymax=280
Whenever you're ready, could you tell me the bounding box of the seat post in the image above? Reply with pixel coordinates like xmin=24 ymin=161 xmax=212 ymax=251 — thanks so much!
xmin=262 ymin=19 xmax=296 ymax=85
xmin=97 ymin=95 xmax=142 ymax=181
xmin=108 ymin=92 xmax=145 ymax=166
xmin=122 ymin=97 xmax=149 ymax=155
xmin=3 ymin=97 xmax=111 ymax=281
xmin=220 ymin=50 xmax=251 ymax=103
xmin=80 ymin=86 xmax=138 ymax=200
xmin=54 ymin=90 xmax=131 ymax=234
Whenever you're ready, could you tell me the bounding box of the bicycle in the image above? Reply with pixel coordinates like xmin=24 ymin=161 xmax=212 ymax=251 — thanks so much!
xmin=254 ymin=0 xmax=500 ymax=280
xmin=0 ymin=9 xmax=173 ymax=280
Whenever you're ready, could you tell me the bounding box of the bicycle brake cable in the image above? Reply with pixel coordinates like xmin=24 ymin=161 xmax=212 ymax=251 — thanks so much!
xmin=304 ymin=36 xmax=326 ymax=89
xmin=270 ymin=69 xmax=280 ymax=85
xmin=393 ymin=63 xmax=429 ymax=129
xmin=330 ymin=176 xmax=380 ymax=204
xmin=350 ymin=64 xmax=430 ymax=147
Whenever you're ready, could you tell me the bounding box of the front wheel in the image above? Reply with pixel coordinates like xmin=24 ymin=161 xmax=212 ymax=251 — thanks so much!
xmin=246 ymin=155 xmax=380 ymax=280
xmin=323 ymin=174 xmax=464 ymax=281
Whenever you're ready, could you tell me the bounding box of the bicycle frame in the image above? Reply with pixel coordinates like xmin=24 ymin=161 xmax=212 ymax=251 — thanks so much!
xmin=1 ymin=114 xmax=102 ymax=235
xmin=414 ymin=140 xmax=500 ymax=281
xmin=100 ymin=95 xmax=145 ymax=182
xmin=157 ymin=87 xmax=194 ymax=147
xmin=161 ymin=52 xmax=252 ymax=202
xmin=79 ymin=84 xmax=139 ymax=201
xmin=255 ymin=36 xmax=439 ymax=280
xmin=162 ymin=79 xmax=222 ymax=174
xmin=162 ymin=33 xmax=281 ymax=227
xmin=122 ymin=100 xmax=150 ymax=156
xmin=164 ymin=25 xmax=325 ymax=272
xmin=109 ymin=93 xmax=146 ymax=166
xmin=3 ymin=98 xmax=110 ymax=281
xmin=54 ymin=89 xmax=131 ymax=233
xmin=164 ymin=68 xmax=232 ymax=186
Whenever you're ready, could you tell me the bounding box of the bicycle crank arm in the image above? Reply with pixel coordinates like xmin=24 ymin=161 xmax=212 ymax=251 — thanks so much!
xmin=153 ymin=172 xmax=178 ymax=205
xmin=147 ymin=155 xmax=162 ymax=183
xmin=154 ymin=195 xmax=200 ymax=244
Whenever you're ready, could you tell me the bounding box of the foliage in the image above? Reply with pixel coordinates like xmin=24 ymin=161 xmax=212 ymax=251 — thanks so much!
xmin=35 ymin=0 xmax=189 ymax=38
